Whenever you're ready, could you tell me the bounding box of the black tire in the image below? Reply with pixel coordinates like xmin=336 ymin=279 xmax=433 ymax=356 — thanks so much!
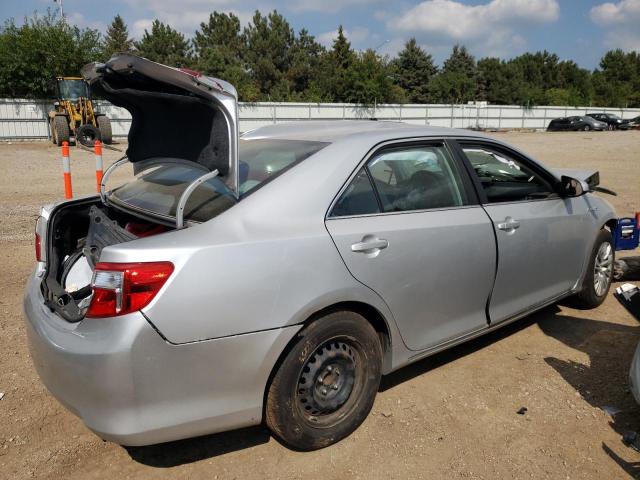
xmin=570 ymin=229 xmax=614 ymax=309
xmin=265 ymin=311 xmax=382 ymax=450
xmin=583 ymin=125 xmax=591 ymax=131
xmin=97 ymin=115 xmax=112 ymax=144
xmin=49 ymin=118 xmax=57 ymax=144
xmin=53 ymin=115 xmax=70 ymax=146
xmin=77 ymin=124 xmax=101 ymax=147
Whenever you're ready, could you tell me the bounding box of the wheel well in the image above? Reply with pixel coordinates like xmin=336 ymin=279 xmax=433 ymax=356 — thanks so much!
xmin=302 ymin=301 xmax=391 ymax=354
xmin=603 ymin=218 xmax=617 ymax=233
xmin=261 ymin=301 xmax=392 ymax=422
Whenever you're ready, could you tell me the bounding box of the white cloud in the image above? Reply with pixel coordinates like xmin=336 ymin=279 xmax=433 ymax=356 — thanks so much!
xmin=386 ymin=0 xmax=559 ymax=56
xmin=590 ymin=0 xmax=640 ymax=25
xmin=127 ymin=0 xmax=264 ymax=37
xmin=590 ymin=0 xmax=640 ymax=51
xmin=290 ymin=0 xmax=382 ymax=14
xmin=67 ymin=12 xmax=107 ymax=32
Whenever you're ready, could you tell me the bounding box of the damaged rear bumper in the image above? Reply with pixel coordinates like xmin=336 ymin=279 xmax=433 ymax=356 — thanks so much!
xmin=23 ymin=270 xmax=300 ymax=446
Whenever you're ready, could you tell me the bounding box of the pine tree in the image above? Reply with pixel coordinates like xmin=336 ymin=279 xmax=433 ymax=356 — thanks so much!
xmin=103 ymin=15 xmax=133 ymax=59
xmin=430 ymin=45 xmax=477 ymax=103
xmin=243 ymin=10 xmax=294 ymax=100
xmin=134 ymin=20 xmax=191 ymax=67
xmin=193 ymin=12 xmax=258 ymax=100
xmin=392 ymin=38 xmax=437 ymax=103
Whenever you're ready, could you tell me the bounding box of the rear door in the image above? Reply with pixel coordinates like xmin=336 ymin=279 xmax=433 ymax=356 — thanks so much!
xmin=456 ymin=140 xmax=591 ymax=324
xmin=326 ymin=140 xmax=496 ymax=351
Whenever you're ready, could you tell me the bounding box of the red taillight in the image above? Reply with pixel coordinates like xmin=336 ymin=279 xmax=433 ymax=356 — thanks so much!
xmin=86 ymin=262 xmax=174 ymax=318
xmin=35 ymin=232 xmax=42 ymax=262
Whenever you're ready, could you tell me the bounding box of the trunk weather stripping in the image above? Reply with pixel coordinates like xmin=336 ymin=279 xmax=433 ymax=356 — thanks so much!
xmin=175 ymin=169 xmax=220 ymax=229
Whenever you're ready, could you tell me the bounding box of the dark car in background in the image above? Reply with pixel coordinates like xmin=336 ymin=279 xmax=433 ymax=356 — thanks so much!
xmin=547 ymin=116 xmax=607 ymax=132
xmin=587 ymin=113 xmax=625 ymax=130
xmin=623 ymin=116 xmax=640 ymax=130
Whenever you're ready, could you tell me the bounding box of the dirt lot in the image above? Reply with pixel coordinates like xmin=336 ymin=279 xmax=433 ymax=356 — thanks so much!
xmin=1 ymin=131 xmax=640 ymax=479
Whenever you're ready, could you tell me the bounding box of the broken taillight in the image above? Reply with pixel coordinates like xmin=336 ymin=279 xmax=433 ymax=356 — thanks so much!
xmin=86 ymin=262 xmax=174 ymax=318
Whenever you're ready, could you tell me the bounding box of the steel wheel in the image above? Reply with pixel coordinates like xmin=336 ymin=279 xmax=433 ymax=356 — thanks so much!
xmin=295 ymin=338 xmax=361 ymax=426
xmin=594 ymin=241 xmax=613 ymax=296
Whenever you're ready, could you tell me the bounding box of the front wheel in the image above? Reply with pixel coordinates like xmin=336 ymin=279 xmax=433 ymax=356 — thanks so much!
xmin=583 ymin=125 xmax=591 ymax=131
xmin=570 ymin=229 xmax=614 ymax=309
xmin=265 ymin=311 xmax=382 ymax=450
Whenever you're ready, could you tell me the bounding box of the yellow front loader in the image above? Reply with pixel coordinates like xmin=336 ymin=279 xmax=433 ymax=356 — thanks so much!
xmin=49 ymin=77 xmax=112 ymax=146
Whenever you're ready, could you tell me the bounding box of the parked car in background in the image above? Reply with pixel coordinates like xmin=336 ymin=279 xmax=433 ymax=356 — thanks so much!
xmin=547 ymin=116 xmax=607 ymax=131
xmin=24 ymin=54 xmax=619 ymax=452
xmin=623 ymin=116 xmax=640 ymax=130
xmin=587 ymin=113 xmax=625 ymax=130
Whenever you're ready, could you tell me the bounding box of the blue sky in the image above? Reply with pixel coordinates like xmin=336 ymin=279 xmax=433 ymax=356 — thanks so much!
xmin=2 ymin=0 xmax=639 ymax=69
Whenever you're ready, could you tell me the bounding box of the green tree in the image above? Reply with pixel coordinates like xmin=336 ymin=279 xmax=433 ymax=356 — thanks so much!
xmin=391 ymin=38 xmax=437 ymax=103
xmin=193 ymin=12 xmax=258 ymax=101
xmin=345 ymin=49 xmax=400 ymax=105
xmin=103 ymin=14 xmax=133 ymax=59
xmin=477 ymin=57 xmax=526 ymax=104
xmin=243 ymin=10 xmax=294 ymax=100
xmin=430 ymin=45 xmax=477 ymax=103
xmin=286 ymin=28 xmax=325 ymax=101
xmin=135 ymin=20 xmax=191 ymax=67
xmin=321 ymin=25 xmax=357 ymax=102
xmin=593 ymin=49 xmax=640 ymax=107
xmin=0 ymin=11 xmax=102 ymax=98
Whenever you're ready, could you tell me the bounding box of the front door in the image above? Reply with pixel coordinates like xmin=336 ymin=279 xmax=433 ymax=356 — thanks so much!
xmin=457 ymin=141 xmax=591 ymax=323
xmin=326 ymin=141 xmax=496 ymax=351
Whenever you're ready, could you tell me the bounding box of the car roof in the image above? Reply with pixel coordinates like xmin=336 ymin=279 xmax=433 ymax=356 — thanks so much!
xmin=241 ymin=120 xmax=491 ymax=144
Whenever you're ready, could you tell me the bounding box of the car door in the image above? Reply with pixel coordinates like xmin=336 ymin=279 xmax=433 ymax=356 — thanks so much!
xmin=325 ymin=140 xmax=496 ymax=351
xmin=456 ymin=140 xmax=592 ymax=324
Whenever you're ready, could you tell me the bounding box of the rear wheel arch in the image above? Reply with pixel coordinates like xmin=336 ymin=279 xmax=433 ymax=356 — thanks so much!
xmin=262 ymin=301 xmax=392 ymax=420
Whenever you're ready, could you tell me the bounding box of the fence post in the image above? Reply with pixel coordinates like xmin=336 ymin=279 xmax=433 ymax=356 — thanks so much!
xmin=62 ymin=141 xmax=72 ymax=199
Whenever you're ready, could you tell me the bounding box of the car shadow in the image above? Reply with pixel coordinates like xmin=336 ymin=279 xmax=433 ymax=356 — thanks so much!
xmin=124 ymin=425 xmax=270 ymax=468
xmin=538 ymin=306 xmax=640 ymax=477
xmin=380 ymin=308 xmax=546 ymax=392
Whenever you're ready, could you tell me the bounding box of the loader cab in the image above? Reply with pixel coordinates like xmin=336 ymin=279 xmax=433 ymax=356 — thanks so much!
xmin=56 ymin=77 xmax=91 ymax=101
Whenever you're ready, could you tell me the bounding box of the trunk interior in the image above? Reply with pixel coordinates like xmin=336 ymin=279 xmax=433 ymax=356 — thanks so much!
xmin=42 ymin=199 xmax=172 ymax=322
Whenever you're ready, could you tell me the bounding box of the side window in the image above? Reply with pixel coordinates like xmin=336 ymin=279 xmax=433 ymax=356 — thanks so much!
xmin=367 ymin=144 xmax=468 ymax=212
xmin=461 ymin=145 xmax=557 ymax=203
xmin=330 ymin=169 xmax=380 ymax=217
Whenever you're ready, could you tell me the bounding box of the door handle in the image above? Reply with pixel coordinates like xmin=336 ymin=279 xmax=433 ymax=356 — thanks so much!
xmin=497 ymin=217 xmax=520 ymax=231
xmin=351 ymin=238 xmax=389 ymax=253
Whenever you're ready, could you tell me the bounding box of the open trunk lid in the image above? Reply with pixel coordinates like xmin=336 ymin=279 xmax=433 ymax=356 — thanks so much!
xmin=81 ymin=54 xmax=240 ymax=196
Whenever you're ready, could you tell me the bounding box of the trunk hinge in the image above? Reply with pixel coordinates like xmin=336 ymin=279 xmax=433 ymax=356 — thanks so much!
xmin=175 ymin=169 xmax=220 ymax=229
xmin=100 ymin=155 xmax=129 ymax=204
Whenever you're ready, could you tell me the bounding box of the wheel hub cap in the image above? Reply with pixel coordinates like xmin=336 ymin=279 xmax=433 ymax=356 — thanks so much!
xmin=297 ymin=340 xmax=356 ymax=416
xmin=594 ymin=241 xmax=613 ymax=297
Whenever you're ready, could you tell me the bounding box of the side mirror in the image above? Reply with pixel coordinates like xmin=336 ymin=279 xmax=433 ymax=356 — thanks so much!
xmin=560 ymin=175 xmax=588 ymax=197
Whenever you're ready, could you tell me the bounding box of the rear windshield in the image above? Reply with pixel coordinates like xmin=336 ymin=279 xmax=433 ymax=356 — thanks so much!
xmin=110 ymin=138 xmax=329 ymax=223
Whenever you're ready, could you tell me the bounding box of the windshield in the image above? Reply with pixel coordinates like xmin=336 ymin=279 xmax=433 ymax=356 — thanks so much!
xmin=57 ymin=79 xmax=90 ymax=100
xmin=110 ymin=138 xmax=329 ymax=223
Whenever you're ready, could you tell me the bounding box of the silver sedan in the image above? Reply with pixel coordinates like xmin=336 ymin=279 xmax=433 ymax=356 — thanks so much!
xmin=24 ymin=55 xmax=617 ymax=451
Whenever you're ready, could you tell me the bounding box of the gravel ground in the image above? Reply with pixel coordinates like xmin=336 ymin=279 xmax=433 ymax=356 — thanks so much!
xmin=1 ymin=131 xmax=639 ymax=479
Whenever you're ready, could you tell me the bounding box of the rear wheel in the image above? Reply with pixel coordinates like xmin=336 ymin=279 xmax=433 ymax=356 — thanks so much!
xmin=97 ymin=115 xmax=112 ymax=144
xmin=570 ymin=229 xmax=614 ymax=309
xmin=53 ymin=116 xmax=70 ymax=146
xmin=265 ymin=311 xmax=382 ymax=450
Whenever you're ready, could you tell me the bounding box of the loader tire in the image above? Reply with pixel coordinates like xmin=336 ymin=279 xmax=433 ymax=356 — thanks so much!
xmin=77 ymin=124 xmax=101 ymax=147
xmin=53 ymin=116 xmax=70 ymax=146
xmin=97 ymin=115 xmax=112 ymax=144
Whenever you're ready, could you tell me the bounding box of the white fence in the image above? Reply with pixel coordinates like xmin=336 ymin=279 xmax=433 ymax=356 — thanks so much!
xmin=1 ymin=98 xmax=639 ymax=140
